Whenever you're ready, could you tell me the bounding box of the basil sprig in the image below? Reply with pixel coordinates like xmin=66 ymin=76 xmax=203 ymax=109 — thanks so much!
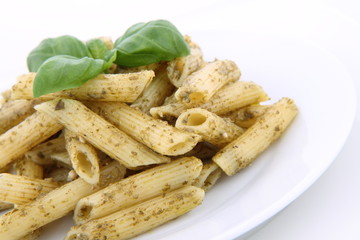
xmin=114 ymin=19 xmax=190 ymax=67
xmin=27 ymin=19 xmax=189 ymax=98
xmin=27 ymin=35 xmax=92 ymax=72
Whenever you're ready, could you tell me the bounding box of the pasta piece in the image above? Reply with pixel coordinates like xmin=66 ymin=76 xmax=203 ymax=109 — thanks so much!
xmin=116 ymin=62 xmax=162 ymax=74
xmin=212 ymin=98 xmax=298 ymax=176
xmin=130 ymin=64 xmax=175 ymax=113
xmin=14 ymin=157 xmax=44 ymax=179
xmin=49 ymin=151 xmax=72 ymax=168
xmin=167 ymin=35 xmax=205 ymax=87
xmin=11 ymin=71 xmax=154 ymax=102
xmin=66 ymin=186 xmax=205 ymax=240
xmin=175 ymin=60 xmax=241 ymax=106
xmin=0 ymin=89 xmax=11 ymax=106
xmin=221 ymin=104 xmax=269 ymax=128
xmin=200 ymin=81 xmax=269 ymax=115
xmin=0 ymin=111 xmax=63 ymax=169
xmin=64 ymin=129 xmax=100 ymax=184
xmin=0 ymin=161 xmax=126 ymax=240
xmin=0 ymin=173 xmax=59 ymax=205
xmin=0 ymin=202 xmax=13 ymax=211
xmin=149 ymin=102 xmax=185 ymax=122
xmin=45 ymin=167 xmax=71 ymax=184
xmin=192 ymin=162 xmax=222 ymax=192
xmin=74 ymin=156 xmax=202 ymax=224
xmin=0 ymin=99 xmax=39 ymax=134
xmin=176 ymin=108 xmax=245 ymax=147
xmin=150 ymin=81 xmax=269 ymax=120
xmin=87 ymin=101 xmax=201 ymax=156
xmin=35 ymin=99 xmax=170 ymax=169
xmin=25 ymin=136 xmax=66 ymax=165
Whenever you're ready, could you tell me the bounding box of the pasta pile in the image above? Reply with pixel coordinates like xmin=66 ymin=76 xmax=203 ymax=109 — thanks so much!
xmin=0 ymin=35 xmax=298 ymax=240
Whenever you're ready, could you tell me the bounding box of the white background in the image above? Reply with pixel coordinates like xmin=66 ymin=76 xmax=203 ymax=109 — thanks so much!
xmin=0 ymin=0 xmax=359 ymax=239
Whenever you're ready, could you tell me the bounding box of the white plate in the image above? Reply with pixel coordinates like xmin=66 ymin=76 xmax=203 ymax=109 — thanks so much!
xmin=0 ymin=23 xmax=357 ymax=240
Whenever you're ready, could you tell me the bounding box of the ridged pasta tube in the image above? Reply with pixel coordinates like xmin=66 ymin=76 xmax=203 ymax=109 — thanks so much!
xmin=192 ymin=162 xmax=223 ymax=192
xmin=212 ymin=98 xmax=298 ymax=176
xmin=11 ymin=71 xmax=154 ymax=102
xmin=150 ymin=81 xmax=269 ymax=120
xmin=199 ymin=81 xmax=269 ymax=115
xmin=130 ymin=64 xmax=175 ymax=114
xmin=167 ymin=35 xmax=205 ymax=88
xmin=176 ymin=108 xmax=245 ymax=147
xmin=74 ymin=156 xmax=203 ymax=224
xmin=64 ymin=129 xmax=100 ymax=184
xmin=87 ymin=101 xmax=201 ymax=156
xmin=25 ymin=136 xmax=66 ymax=166
xmin=0 ymin=173 xmax=59 ymax=205
xmin=0 ymin=99 xmax=39 ymax=134
xmin=14 ymin=157 xmax=44 ymax=179
xmin=0 ymin=111 xmax=63 ymax=169
xmin=175 ymin=60 xmax=241 ymax=106
xmin=66 ymin=186 xmax=205 ymax=240
xmin=221 ymin=104 xmax=269 ymax=128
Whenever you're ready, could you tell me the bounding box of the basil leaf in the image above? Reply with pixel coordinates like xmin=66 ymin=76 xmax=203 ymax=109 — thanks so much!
xmin=33 ymin=55 xmax=104 ymax=97
xmin=114 ymin=19 xmax=190 ymax=67
xmin=86 ymin=38 xmax=109 ymax=60
xmin=102 ymin=49 xmax=117 ymax=71
xmin=86 ymin=39 xmax=117 ymax=71
xmin=27 ymin=35 xmax=92 ymax=72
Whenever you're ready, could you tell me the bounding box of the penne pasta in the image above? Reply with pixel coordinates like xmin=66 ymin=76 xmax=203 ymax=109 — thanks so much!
xmin=49 ymin=151 xmax=72 ymax=168
xmin=199 ymin=81 xmax=269 ymax=115
xmin=0 ymin=202 xmax=13 ymax=211
xmin=192 ymin=162 xmax=222 ymax=192
xmin=74 ymin=156 xmax=203 ymax=224
xmin=221 ymin=104 xmax=269 ymax=128
xmin=149 ymin=102 xmax=185 ymax=122
xmin=176 ymin=108 xmax=245 ymax=147
xmin=0 ymin=173 xmax=59 ymax=205
xmin=25 ymin=136 xmax=66 ymax=166
xmin=35 ymin=99 xmax=170 ymax=169
xmin=87 ymin=101 xmax=201 ymax=156
xmin=167 ymin=35 xmax=205 ymax=87
xmin=0 ymin=89 xmax=11 ymax=106
xmin=150 ymin=81 xmax=269 ymax=121
xmin=45 ymin=167 xmax=72 ymax=184
xmin=0 ymin=161 xmax=126 ymax=240
xmin=14 ymin=157 xmax=44 ymax=179
xmin=116 ymin=62 xmax=161 ymax=74
xmin=175 ymin=60 xmax=241 ymax=106
xmin=11 ymin=71 xmax=154 ymax=102
xmin=0 ymin=99 xmax=39 ymax=134
xmin=64 ymin=129 xmax=100 ymax=184
xmin=131 ymin=64 xmax=175 ymax=114
xmin=0 ymin=111 xmax=63 ymax=169
xmin=212 ymin=98 xmax=298 ymax=176
xmin=66 ymin=186 xmax=205 ymax=240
